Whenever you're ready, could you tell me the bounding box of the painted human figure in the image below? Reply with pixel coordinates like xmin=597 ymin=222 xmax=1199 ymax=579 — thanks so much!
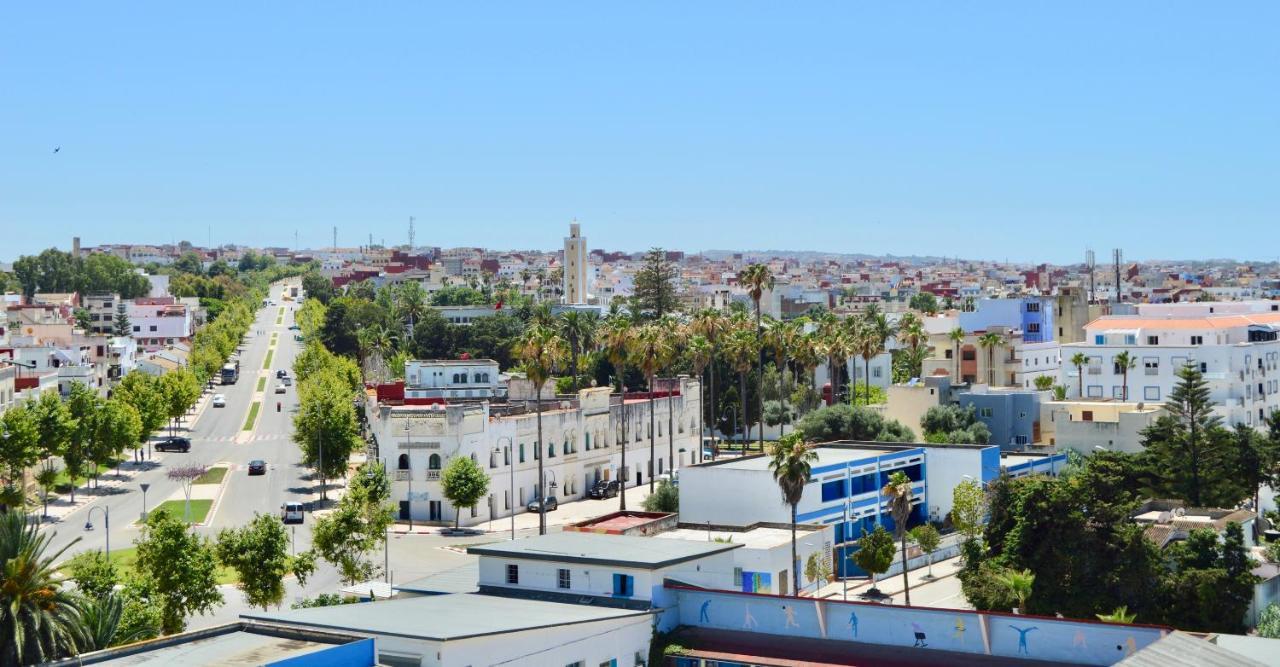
xmin=1072 ymin=630 xmax=1087 ymax=650
xmin=1009 ymin=626 xmax=1039 ymax=655
xmin=848 ymin=611 xmax=859 ymax=638
xmin=912 ymin=622 xmax=928 ymax=647
xmin=699 ymin=600 xmax=711 ymax=623
xmin=743 ymin=603 xmax=758 ymax=630
xmin=952 ymin=617 xmax=966 ymax=643
xmin=782 ymin=604 xmax=799 ymax=629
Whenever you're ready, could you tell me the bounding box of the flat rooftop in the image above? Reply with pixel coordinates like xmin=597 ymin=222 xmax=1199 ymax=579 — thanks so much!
xmin=79 ymin=628 xmax=348 ymax=666
xmin=395 ymin=562 xmax=479 ymax=595
xmin=241 ymin=592 xmax=652 ymax=642
xmin=580 ymin=513 xmax=661 ymax=532
xmin=467 ymin=531 xmax=740 ymax=568
xmin=712 ymin=446 xmax=894 ymax=472
xmin=654 ymin=525 xmax=821 ymax=550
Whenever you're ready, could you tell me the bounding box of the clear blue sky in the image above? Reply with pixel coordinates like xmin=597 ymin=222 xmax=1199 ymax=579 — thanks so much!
xmin=3 ymin=3 xmax=1278 ymax=263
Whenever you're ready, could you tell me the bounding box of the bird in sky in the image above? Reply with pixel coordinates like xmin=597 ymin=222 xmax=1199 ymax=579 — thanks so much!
xmin=53 ymin=146 xmax=60 ymax=153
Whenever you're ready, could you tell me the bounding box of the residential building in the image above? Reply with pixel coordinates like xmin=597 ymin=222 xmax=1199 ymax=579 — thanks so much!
xmin=923 ymin=326 xmax=1061 ymax=390
xmin=126 ymin=297 xmax=194 ymax=351
xmin=955 ymin=385 xmax=1047 ymax=450
xmin=1040 ymin=400 xmax=1166 ymax=454
xmin=82 ymin=293 xmax=120 ymax=335
xmin=882 ymin=373 xmax=957 ymax=436
xmin=400 ymin=359 xmax=505 ymax=401
xmin=959 ymin=297 xmax=1056 ymax=344
xmin=0 ymin=363 xmax=15 ymax=414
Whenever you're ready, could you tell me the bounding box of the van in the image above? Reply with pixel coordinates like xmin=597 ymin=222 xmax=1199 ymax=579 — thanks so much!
xmin=281 ymin=501 xmax=305 ymax=524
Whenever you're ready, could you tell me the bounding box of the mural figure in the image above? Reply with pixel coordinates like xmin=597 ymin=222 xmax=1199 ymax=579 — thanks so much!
xmin=782 ymin=604 xmax=800 ymax=629
xmin=848 ymin=611 xmax=859 ymax=638
xmin=742 ymin=603 xmax=758 ymax=630
xmin=1009 ymin=625 xmax=1039 ymax=655
xmin=699 ymin=600 xmax=711 ymax=623
xmin=1125 ymin=636 xmax=1137 ymax=656
xmin=1072 ymin=630 xmax=1087 ymax=650
xmin=911 ymin=622 xmax=928 ymax=647
xmin=952 ymin=617 xmax=966 ymax=644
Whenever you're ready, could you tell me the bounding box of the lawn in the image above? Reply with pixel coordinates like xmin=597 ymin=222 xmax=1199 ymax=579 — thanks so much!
xmin=50 ymin=459 xmax=126 ymax=493
xmin=194 ymin=466 xmax=227 ymax=485
xmin=263 ymin=349 xmax=275 ymax=370
xmin=256 ymin=376 xmax=266 ymax=392
xmin=62 ymin=546 xmax=239 ymax=585
xmin=142 ymin=499 xmax=214 ymax=525
xmin=243 ymin=402 xmax=261 ymax=430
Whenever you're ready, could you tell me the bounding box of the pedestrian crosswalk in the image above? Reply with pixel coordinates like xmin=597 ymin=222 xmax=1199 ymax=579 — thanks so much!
xmin=197 ymin=434 xmax=294 ymax=443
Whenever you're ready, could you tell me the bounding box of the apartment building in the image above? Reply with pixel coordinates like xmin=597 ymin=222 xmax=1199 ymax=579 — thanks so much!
xmin=82 ymin=292 xmax=120 ymax=335
xmin=922 ymin=326 xmax=1061 ymax=390
xmin=367 ymin=378 xmax=701 ymax=526
xmin=1060 ymin=310 xmax=1280 ymax=427
xmin=1040 ymin=399 xmax=1166 ymax=454
xmin=126 ymin=297 xmax=194 ymax=351
xmin=401 ymin=359 xmax=505 ymax=401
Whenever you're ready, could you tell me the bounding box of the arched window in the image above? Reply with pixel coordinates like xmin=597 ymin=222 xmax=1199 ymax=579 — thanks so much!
xmin=474 ymin=373 xmax=483 ymax=383
xmin=428 ymin=454 xmax=441 ymax=470
xmin=563 ymin=441 xmax=570 ymax=455
xmin=585 ymin=433 xmax=591 ymax=450
xmin=548 ymin=443 xmax=555 ymax=458
xmin=397 ymin=454 xmax=410 ymax=470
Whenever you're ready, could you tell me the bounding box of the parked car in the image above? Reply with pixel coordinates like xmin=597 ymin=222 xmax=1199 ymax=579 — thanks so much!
xmin=588 ymin=480 xmax=621 ymax=499
xmin=248 ymin=460 xmax=266 ymax=475
xmin=282 ymin=377 xmax=292 ymax=386
xmin=526 ymin=496 xmax=559 ymax=512
xmin=274 ymin=384 xmax=286 ymax=394
xmin=288 ymin=325 xmax=300 ymax=331
xmin=155 ymin=437 xmax=191 ymax=453
xmin=276 ymin=369 xmax=287 ymax=379
xmin=212 ymin=394 xmax=226 ymax=408
xmin=281 ymin=501 xmax=305 ymax=524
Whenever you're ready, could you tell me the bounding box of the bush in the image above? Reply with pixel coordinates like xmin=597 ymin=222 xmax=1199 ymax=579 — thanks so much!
xmin=643 ymin=479 xmax=679 ymax=513
xmin=794 ymin=403 xmax=915 ymax=443
xmin=291 ymin=593 xmax=359 ymax=609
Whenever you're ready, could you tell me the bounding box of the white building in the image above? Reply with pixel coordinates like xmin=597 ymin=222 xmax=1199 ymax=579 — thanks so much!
xmin=1061 ymin=311 xmax=1280 ymax=427
xmin=562 ymin=222 xmax=588 ymax=304
xmin=403 ymin=359 xmax=505 ymax=401
xmin=126 ymin=298 xmax=194 ymax=351
xmin=368 ymin=379 xmax=701 ymax=526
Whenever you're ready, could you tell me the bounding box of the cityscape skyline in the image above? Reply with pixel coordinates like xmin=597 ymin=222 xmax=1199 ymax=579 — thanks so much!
xmin=5 ymin=4 xmax=1280 ymax=261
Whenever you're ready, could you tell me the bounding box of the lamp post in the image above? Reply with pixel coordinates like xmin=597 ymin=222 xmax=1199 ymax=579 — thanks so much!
xmin=85 ymin=505 xmax=110 ymax=556
xmin=139 ymin=483 xmax=150 ymax=523
xmin=495 ymin=436 xmax=514 ymax=541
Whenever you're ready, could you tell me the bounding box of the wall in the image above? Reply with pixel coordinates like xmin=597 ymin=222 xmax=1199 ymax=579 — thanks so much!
xmin=917 ymin=445 xmax=997 ymax=522
xmin=266 ymin=638 xmax=376 ymax=667
xmin=476 ymin=551 xmax=737 ymax=602
xmin=668 ymin=586 xmax=1167 ymax=666
xmin=443 ymin=614 xmax=652 ymax=667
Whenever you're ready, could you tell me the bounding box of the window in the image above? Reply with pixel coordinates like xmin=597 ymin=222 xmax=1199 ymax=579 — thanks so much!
xmin=980 ymin=407 xmax=993 ymax=417
xmin=1087 ymin=385 xmax=1103 ymax=398
xmin=1025 ymin=302 xmax=1041 ymax=313
xmin=1026 ymin=323 xmax=1041 ymax=333
xmin=558 ymin=568 xmax=571 ymax=589
xmin=945 ymin=349 xmax=953 ymax=359
xmin=1081 ymin=410 xmax=1094 ymax=422
xmin=1191 ymin=335 xmax=1204 ymax=345
xmin=428 ymin=454 xmax=441 ymax=470
xmin=397 ymin=454 xmax=410 ymax=470
xmin=612 ymin=574 xmax=634 ymax=597
xmin=821 ymin=479 xmax=847 ymax=502
xmin=1124 ymin=335 xmax=1136 ymax=345
xmin=1200 ymin=362 xmax=1208 ymax=373
xmin=1095 ymin=335 xmax=1105 ymax=345
xmin=548 ymin=443 xmax=555 ymax=458
xmin=1143 ymin=357 xmax=1159 ymax=375
xmin=1113 ymin=386 xmax=1125 ymax=399
xmin=149 ymin=325 xmax=157 ymax=332
xmin=1144 ymin=386 xmax=1160 ymax=401
xmin=1147 ymin=335 xmax=1159 ymax=345
xmin=519 ymin=443 xmax=525 ymax=463
xmin=872 ymin=367 xmax=882 ymax=378
xmin=133 ymin=325 xmax=140 ymax=332
xmin=506 ymin=564 xmax=519 ymax=584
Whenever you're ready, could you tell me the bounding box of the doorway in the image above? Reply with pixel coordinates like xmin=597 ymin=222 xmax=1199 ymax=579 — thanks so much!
xmin=429 ymin=501 xmax=442 ymax=521
xmin=398 ymin=501 xmax=410 ymax=520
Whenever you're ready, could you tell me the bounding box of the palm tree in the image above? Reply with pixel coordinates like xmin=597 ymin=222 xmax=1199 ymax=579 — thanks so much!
xmin=1070 ymin=352 xmax=1089 ymax=398
xmin=763 ymin=317 xmax=798 ymax=436
xmin=395 ymin=281 xmax=428 ymax=338
xmin=739 ymin=264 xmax=775 ymax=450
xmin=723 ymin=326 xmax=759 ymax=448
xmin=790 ymin=332 xmax=822 ymax=417
xmin=1114 ymin=350 xmax=1137 ymax=401
xmin=631 ymin=324 xmax=673 ymax=491
xmin=686 ymin=334 xmax=713 ymax=463
xmin=658 ymin=316 xmax=685 ymax=471
xmin=948 ymin=327 xmax=966 ymax=381
xmin=882 ymin=470 xmax=915 ymax=606
xmin=978 ymin=332 xmax=1004 ymax=386
xmin=998 ymin=568 xmax=1035 ymax=614
xmin=0 ymin=511 xmax=85 ymax=665
xmin=601 ymin=315 xmax=633 ymax=509
xmin=851 ymin=318 xmax=884 ymax=406
xmin=767 ymin=431 xmax=817 ymax=596
xmin=78 ymin=593 xmax=153 ymax=651
xmin=515 ymin=324 xmax=567 ymax=535
xmin=557 ymin=310 xmax=598 ymax=393
xmin=692 ymin=309 xmax=729 ymax=450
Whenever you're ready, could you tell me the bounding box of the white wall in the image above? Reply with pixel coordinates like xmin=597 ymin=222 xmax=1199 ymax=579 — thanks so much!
xmin=443 ymin=615 xmax=653 ymax=667
xmin=476 ymin=551 xmax=737 ymax=601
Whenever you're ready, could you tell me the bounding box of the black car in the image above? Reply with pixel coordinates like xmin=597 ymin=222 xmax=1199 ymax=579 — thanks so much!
xmin=155 ymin=437 xmax=190 ymax=453
xmin=248 ymin=460 xmax=267 ymax=475
xmin=588 ymin=480 xmax=621 ymax=499
xmin=526 ymin=496 xmax=559 ymax=512
xmin=276 ymin=369 xmax=287 ymax=379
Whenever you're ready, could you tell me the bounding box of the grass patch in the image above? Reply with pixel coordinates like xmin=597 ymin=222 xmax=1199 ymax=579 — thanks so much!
xmin=142 ymin=499 xmax=213 ymax=525
xmin=62 ymin=546 xmax=239 ymax=585
xmin=243 ymin=402 xmax=261 ymax=430
xmin=194 ymin=466 xmax=227 ymax=485
xmin=263 ymin=349 xmax=275 ymax=370
xmin=256 ymin=376 xmax=267 ymax=392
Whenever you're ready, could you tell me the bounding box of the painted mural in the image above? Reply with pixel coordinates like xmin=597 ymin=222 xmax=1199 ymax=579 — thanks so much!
xmin=672 ymin=586 xmax=1165 ymax=666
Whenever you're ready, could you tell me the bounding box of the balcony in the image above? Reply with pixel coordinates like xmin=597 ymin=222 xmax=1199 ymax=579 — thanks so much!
xmin=394 ymin=470 xmax=411 ymax=481
xmin=425 ymin=470 xmax=441 ymax=481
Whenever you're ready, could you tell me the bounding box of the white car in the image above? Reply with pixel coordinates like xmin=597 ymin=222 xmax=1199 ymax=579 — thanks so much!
xmin=281 ymin=501 xmax=305 ymax=524
xmin=212 ymin=394 xmax=226 ymax=408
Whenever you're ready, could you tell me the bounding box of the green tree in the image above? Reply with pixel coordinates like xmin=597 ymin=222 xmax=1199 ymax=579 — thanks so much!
xmin=441 ymin=456 xmax=490 ymax=529
xmin=302 ymin=272 xmax=336 ymax=304
xmin=113 ymin=302 xmax=132 ymax=337
xmin=515 ymin=324 xmax=567 ymax=534
xmin=115 ymin=372 xmax=166 ymax=461
xmin=134 ymin=509 xmax=224 ymax=634
xmin=1234 ymin=420 xmax=1280 ymax=516
xmin=805 ymin=551 xmax=833 ymax=592
xmin=722 ymin=324 xmax=759 ymax=445
xmin=921 ymin=404 xmax=991 ymax=445
xmin=739 ymin=264 xmax=774 ymax=448
xmin=642 ymin=478 xmax=680 ymax=513
xmin=948 ymin=327 xmax=966 ymax=381
xmin=794 ymin=403 xmax=915 ymax=443
xmin=882 ymin=470 xmax=916 ymax=605
xmin=997 ymin=568 xmax=1035 ymax=614
xmin=32 ymin=390 xmax=75 ymax=468
xmin=768 ymin=431 xmax=818 ymax=596
xmin=216 ymin=514 xmax=313 ymax=611
xmin=910 ymin=524 xmax=942 ymax=578
xmin=69 ymin=550 xmax=119 ymax=599
xmin=1114 ymin=350 xmax=1137 ymax=401
xmin=63 ymin=383 xmax=101 ymax=502
xmin=1069 ymin=352 xmax=1088 ymax=398
xmin=632 ymin=323 xmax=673 ymax=489
xmin=1258 ymin=603 xmax=1280 ymax=639
xmin=949 ymin=479 xmax=986 ymax=544
xmin=73 ymin=307 xmax=92 ymax=330
xmin=1097 ymin=606 xmax=1137 ymax=624
xmin=0 ymin=510 xmax=85 ymax=664
xmin=306 ymin=460 xmax=392 ymax=586
xmin=909 ymin=292 xmax=939 ymax=314
xmin=91 ymin=399 xmax=141 ymax=483
xmin=160 ymin=369 xmax=201 ymax=439
xmin=556 ymin=310 xmax=598 ymax=393
xmin=0 ymin=404 xmax=40 ymax=496
xmin=978 ymin=332 xmax=1004 ymax=385
xmin=293 ymin=379 xmax=361 ymax=500
xmin=853 ymin=525 xmax=895 ymax=596
xmin=1033 ymin=375 xmax=1054 ymax=391
xmin=172 ymin=251 xmax=204 ymax=275
xmin=630 ymin=248 xmax=679 ymax=320
xmin=35 ymin=465 xmax=59 ymax=519
xmin=77 ymin=591 xmax=156 ymax=651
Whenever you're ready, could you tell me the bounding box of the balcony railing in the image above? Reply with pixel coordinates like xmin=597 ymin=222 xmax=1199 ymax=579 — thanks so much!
xmin=425 ymin=470 xmax=441 ymax=481
xmin=394 ymin=470 xmax=410 ymax=481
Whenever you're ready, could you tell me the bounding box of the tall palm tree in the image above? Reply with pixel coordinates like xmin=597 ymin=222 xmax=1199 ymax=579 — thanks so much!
xmin=0 ymin=511 xmax=85 ymax=665
xmin=790 ymin=332 xmax=823 ymax=417
xmin=687 ymin=334 xmax=713 ymax=462
xmin=852 ymin=317 xmax=884 ymax=406
xmin=601 ymin=315 xmax=633 ymax=509
xmin=739 ymin=263 xmax=775 ymax=450
xmin=515 ymin=324 xmax=567 ymax=535
xmin=883 ymin=470 xmax=915 ymax=606
xmin=631 ymin=324 xmax=672 ymax=491
xmin=723 ymin=326 xmax=759 ymax=448
xmin=1114 ymin=350 xmax=1137 ymax=401
xmin=1070 ymin=351 xmax=1089 ymax=398
xmin=658 ymin=316 xmax=685 ymax=471
xmin=825 ymin=328 xmax=856 ymax=405
xmin=767 ymin=431 xmax=817 ymax=596
xmin=978 ymin=332 xmax=1005 ymax=386
xmin=395 ymin=281 xmax=428 ymax=339
xmin=692 ymin=309 xmax=729 ymax=448
xmin=948 ymin=327 xmax=966 ymax=382
xmin=763 ymin=317 xmax=791 ymax=435
xmin=557 ymin=311 xmax=598 ymax=393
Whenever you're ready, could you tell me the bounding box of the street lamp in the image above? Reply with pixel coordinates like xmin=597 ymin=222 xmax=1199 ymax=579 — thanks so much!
xmin=139 ymin=483 xmax=150 ymax=522
xmin=85 ymin=505 xmax=110 ymax=556
xmin=495 ymin=436 xmax=514 ymax=541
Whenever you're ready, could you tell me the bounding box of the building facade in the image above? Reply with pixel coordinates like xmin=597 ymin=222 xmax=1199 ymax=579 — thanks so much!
xmin=562 ymin=222 xmax=588 ymax=304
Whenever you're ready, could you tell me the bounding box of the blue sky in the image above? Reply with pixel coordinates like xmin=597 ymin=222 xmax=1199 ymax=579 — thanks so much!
xmin=3 ymin=3 xmax=1278 ymax=263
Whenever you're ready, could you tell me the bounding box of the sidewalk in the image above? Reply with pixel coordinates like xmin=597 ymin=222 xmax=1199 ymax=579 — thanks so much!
xmin=815 ymin=555 xmax=968 ymax=607
xmin=392 ymin=482 xmax=656 ymax=535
